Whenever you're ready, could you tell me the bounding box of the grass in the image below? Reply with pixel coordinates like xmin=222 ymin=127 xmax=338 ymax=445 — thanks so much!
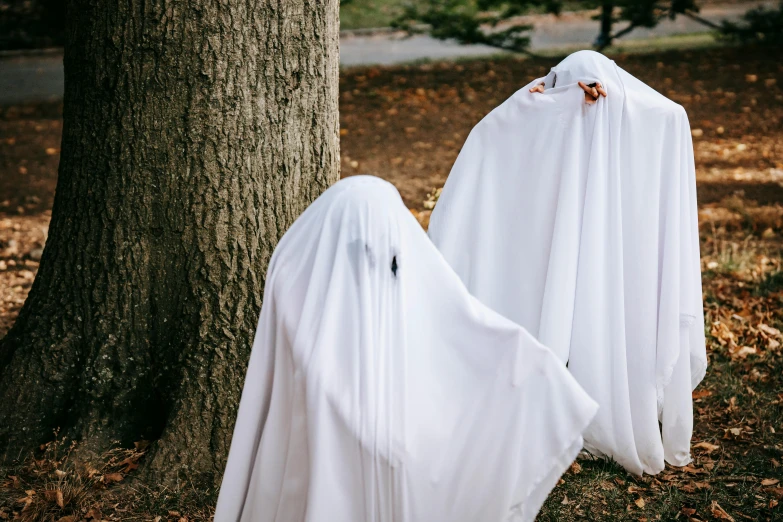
xmin=340 ymin=0 xmax=408 ymax=31
xmin=0 ymin=437 xmax=216 ymax=521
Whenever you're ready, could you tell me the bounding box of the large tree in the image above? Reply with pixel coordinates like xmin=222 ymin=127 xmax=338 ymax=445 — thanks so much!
xmin=0 ymin=0 xmax=340 ymax=485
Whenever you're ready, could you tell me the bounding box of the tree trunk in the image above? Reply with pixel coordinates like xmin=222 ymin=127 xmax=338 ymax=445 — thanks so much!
xmin=596 ymin=1 xmax=614 ymax=49
xmin=0 ymin=0 xmax=339 ymax=485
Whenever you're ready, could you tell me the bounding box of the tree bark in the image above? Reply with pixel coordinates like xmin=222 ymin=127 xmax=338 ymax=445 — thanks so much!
xmin=0 ymin=0 xmax=339 ymax=485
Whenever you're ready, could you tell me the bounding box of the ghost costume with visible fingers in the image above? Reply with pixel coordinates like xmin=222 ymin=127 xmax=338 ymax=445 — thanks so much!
xmin=428 ymin=51 xmax=707 ymax=476
xmin=214 ymin=176 xmax=598 ymax=522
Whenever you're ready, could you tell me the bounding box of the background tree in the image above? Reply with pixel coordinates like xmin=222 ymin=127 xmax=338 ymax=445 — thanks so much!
xmin=0 ymin=0 xmax=66 ymax=50
xmin=394 ymin=0 xmax=704 ymax=52
xmin=720 ymin=1 xmax=783 ymax=46
xmin=0 ymin=0 xmax=340 ymax=486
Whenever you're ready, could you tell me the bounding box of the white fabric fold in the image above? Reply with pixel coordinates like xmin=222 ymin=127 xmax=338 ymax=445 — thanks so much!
xmin=214 ymin=175 xmax=598 ymax=522
xmin=428 ymin=51 xmax=707 ymax=476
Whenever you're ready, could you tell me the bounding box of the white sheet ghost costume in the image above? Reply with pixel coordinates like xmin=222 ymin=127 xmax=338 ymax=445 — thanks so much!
xmin=214 ymin=176 xmax=598 ymax=522
xmin=428 ymin=51 xmax=707 ymax=476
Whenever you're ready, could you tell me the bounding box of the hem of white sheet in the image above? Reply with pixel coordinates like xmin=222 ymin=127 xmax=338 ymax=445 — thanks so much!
xmin=689 ymin=356 xmax=708 ymax=392
xmin=655 ymin=315 xmax=708 ymax=416
xmin=663 ymin=454 xmax=693 ymax=468
xmin=656 ymin=360 xmax=707 ymax=415
xmin=506 ymin=403 xmax=597 ymax=522
xmin=506 ymin=438 xmax=585 ymax=521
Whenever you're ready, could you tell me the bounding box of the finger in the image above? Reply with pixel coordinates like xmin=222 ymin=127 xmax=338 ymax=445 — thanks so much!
xmin=529 ymin=82 xmax=545 ymax=93
xmin=596 ymin=83 xmax=608 ymax=97
xmin=578 ymin=81 xmax=593 ymax=95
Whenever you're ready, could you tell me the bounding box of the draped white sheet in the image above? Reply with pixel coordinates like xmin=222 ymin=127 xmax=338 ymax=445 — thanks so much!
xmin=428 ymin=51 xmax=707 ymax=476
xmin=214 ymin=176 xmax=598 ymax=522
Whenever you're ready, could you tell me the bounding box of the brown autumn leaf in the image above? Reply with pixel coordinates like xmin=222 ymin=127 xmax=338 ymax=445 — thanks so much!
xmin=758 ymin=323 xmax=781 ymax=338
xmin=85 ymin=507 xmax=102 ymax=520
xmin=44 ymin=489 xmax=64 ymax=508
xmin=634 ymin=497 xmax=646 ymax=509
xmin=694 ymin=441 xmax=720 ymax=453
xmin=117 ymin=456 xmax=140 ymax=473
xmin=710 ymin=501 xmax=735 ymax=521
xmin=729 ymin=345 xmax=756 ymax=359
xmin=761 ymin=478 xmax=780 ymax=486
xmin=681 ymin=507 xmax=697 ymax=516
xmin=56 ymin=517 xmax=77 ymax=522
xmin=103 ymin=473 xmax=123 ymax=484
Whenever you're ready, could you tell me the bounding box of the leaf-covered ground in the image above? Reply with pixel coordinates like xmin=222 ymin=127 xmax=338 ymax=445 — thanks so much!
xmin=1 ymin=44 xmax=782 ymax=521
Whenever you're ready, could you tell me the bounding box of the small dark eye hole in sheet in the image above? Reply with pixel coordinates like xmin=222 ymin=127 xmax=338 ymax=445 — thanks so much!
xmin=391 ymin=255 xmax=398 ymax=277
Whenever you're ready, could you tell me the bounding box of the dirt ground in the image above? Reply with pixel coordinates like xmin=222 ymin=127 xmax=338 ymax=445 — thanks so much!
xmin=1 ymin=45 xmax=782 ymax=521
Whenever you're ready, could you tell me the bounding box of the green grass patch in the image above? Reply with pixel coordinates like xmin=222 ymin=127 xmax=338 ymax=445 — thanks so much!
xmin=340 ymin=0 xmax=408 ymax=30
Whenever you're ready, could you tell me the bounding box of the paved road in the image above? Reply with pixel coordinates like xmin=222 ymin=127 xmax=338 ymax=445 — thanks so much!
xmin=0 ymin=2 xmax=772 ymax=104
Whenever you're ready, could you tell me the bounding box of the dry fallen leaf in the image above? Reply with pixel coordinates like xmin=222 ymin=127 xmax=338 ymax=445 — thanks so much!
xmin=694 ymin=441 xmax=720 ymax=453
xmin=729 ymin=345 xmax=756 ymax=359
xmin=43 ymin=489 xmax=64 ymax=508
xmin=634 ymin=497 xmax=646 ymax=508
xmin=103 ymin=473 xmax=123 ymax=484
xmin=710 ymin=501 xmax=735 ymax=521
xmin=761 ymin=478 xmax=780 ymax=486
